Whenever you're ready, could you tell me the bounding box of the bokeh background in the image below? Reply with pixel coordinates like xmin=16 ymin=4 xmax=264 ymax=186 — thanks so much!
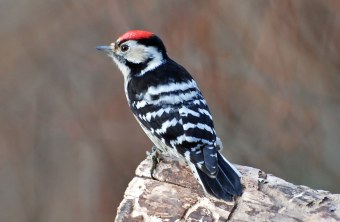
xmin=1 ymin=0 xmax=340 ymax=221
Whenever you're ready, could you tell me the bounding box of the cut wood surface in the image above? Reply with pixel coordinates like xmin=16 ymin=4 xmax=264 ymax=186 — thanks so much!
xmin=115 ymin=156 xmax=340 ymax=222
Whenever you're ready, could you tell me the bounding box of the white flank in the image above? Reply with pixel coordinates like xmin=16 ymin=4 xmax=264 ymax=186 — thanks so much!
xmin=183 ymin=122 xmax=213 ymax=134
xmin=134 ymin=117 xmax=181 ymax=158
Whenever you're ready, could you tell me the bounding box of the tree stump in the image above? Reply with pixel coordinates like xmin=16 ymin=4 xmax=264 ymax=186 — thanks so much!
xmin=115 ymin=156 xmax=340 ymax=221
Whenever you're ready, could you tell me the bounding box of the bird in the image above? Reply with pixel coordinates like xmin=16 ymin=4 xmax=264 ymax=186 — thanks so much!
xmin=96 ymin=30 xmax=242 ymax=201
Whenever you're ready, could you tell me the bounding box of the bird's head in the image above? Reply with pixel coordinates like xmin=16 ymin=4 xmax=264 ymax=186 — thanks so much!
xmin=97 ymin=30 xmax=167 ymax=77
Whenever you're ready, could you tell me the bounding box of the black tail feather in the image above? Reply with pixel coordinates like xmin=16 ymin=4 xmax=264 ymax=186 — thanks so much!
xmin=196 ymin=152 xmax=242 ymax=201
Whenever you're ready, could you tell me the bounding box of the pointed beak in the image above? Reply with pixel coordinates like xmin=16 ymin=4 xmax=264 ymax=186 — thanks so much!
xmin=96 ymin=45 xmax=114 ymax=54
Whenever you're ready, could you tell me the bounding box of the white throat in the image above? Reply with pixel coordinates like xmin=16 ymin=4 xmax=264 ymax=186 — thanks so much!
xmin=110 ymin=56 xmax=131 ymax=103
xmin=111 ymin=56 xmax=130 ymax=79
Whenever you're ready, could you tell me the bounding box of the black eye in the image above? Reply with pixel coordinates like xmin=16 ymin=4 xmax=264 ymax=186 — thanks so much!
xmin=120 ymin=44 xmax=129 ymax=52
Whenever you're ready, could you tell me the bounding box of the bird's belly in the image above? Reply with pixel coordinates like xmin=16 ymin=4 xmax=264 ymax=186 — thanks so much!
xmin=135 ymin=117 xmax=182 ymax=159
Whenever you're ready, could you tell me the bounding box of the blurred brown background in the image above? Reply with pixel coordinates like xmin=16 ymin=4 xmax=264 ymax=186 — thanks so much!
xmin=1 ymin=0 xmax=339 ymax=221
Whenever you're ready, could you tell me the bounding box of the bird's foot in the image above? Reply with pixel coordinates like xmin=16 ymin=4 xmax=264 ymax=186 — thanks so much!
xmin=146 ymin=145 xmax=158 ymax=157
xmin=146 ymin=146 xmax=162 ymax=179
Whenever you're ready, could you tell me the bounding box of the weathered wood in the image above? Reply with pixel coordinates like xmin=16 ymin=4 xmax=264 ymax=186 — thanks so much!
xmin=115 ymin=156 xmax=340 ymax=222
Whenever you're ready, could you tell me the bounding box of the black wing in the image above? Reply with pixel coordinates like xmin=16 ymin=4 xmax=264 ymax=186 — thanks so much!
xmin=129 ymin=81 xmax=218 ymax=177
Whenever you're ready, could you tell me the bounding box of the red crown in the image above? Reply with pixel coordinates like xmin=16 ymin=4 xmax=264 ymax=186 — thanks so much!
xmin=117 ymin=30 xmax=154 ymax=42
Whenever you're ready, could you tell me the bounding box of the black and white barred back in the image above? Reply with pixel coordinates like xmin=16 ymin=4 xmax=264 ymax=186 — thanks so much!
xmin=97 ymin=30 xmax=242 ymax=201
xmin=127 ymin=59 xmax=217 ymax=173
xmin=127 ymin=59 xmax=241 ymax=200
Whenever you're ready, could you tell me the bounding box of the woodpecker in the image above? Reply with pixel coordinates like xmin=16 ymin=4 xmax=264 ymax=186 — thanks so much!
xmin=97 ymin=30 xmax=242 ymax=201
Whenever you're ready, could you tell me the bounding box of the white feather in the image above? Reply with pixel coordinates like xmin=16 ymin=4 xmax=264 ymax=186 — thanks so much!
xmin=183 ymin=122 xmax=213 ymax=134
xmin=146 ymin=80 xmax=196 ymax=95
xmin=155 ymin=118 xmax=178 ymax=134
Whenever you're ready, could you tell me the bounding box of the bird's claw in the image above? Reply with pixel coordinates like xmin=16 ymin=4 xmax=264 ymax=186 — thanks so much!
xmin=146 ymin=145 xmax=158 ymax=157
xmin=147 ymin=146 xmax=161 ymax=179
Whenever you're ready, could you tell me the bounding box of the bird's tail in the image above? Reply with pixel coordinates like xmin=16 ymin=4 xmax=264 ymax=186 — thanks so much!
xmin=196 ymin=152 xmax=242 ymax=201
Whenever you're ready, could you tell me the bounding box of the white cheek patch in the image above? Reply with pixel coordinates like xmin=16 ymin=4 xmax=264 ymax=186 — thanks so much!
xmin=122 ymin=41 xmax=148 ymax=64
xmin=109 ymin=41 xmax=164 ymax=78
xmin=126 ymin=46 xmax=149 ymax=64
xmin=138 ymin=46 xmax=164 ymax=76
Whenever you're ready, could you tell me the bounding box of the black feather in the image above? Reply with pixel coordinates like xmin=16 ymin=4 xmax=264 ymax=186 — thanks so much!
xmin=202 ymin=147 xmax=218 ymax=176
xmin=125 ymin=56 xmax=242 ymax=201
xmin=196 ymin=152 xmax=242 ymax=201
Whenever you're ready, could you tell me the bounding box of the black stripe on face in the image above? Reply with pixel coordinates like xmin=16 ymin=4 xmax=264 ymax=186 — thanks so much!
xmin=125 ymin=57 xmax=153 ymax=76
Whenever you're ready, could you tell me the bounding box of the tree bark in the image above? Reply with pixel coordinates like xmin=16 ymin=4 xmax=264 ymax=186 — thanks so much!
xmin=115 ymin=156 xmax=340 ymax=222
